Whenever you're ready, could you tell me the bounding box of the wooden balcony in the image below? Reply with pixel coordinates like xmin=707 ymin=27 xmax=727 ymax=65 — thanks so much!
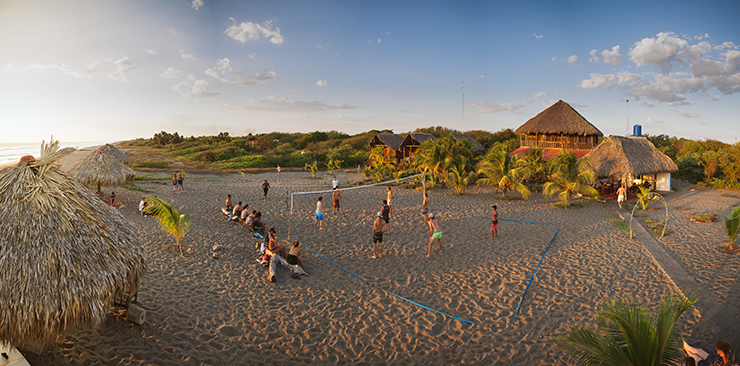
xmin=520 ymin=140 xmax=594 ymax=150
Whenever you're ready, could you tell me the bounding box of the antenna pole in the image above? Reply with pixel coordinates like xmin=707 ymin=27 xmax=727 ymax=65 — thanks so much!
xmin=462 ymin=81 xmax=465 ymax=132
xmin=626 ymin=99 xmax=630 ymax=135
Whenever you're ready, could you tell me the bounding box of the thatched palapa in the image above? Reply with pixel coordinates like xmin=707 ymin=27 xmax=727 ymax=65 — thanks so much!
xmin=582 ymin=135 xmax=678 ymax=190
xmin=97 ymin=143 xmax=130 ymax=165
xmin=368 ymin=133 xmax=405 ymax=161
xmin=515 ymin=100 xmax=603 ymax=136
xmin=399 ymin=133 xmax=436 ymax=159
xmin=453 ymin=133 xmax=484 ymax=152
xmin=68 ymin=149 xmax=136 ymax=192
xmin=0 ymin=140 xmax=146 ymax=350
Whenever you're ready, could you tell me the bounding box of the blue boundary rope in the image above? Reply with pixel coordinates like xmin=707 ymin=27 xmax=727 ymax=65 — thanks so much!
xmin=510 ymin=225 xmax=560 ymax=325
xmin=258 ymin=216 xmax=481 ymax=326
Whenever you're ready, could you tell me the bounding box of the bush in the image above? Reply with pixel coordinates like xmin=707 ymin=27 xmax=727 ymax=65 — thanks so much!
xmin=132 ymin=160 xmax=171 ymax=169
xmin=674 ymin=156 xmax=704 ymax=183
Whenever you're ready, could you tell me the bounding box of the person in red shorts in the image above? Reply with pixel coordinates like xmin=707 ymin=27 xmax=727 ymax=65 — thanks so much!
xmin=491 ymin=205 xmax=499 ymax=239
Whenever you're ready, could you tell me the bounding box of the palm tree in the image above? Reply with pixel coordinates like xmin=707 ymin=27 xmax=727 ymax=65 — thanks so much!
xmin=523 ymin=148 xmax=546 ymax=184
xmin=636 ymin=186 xmax=654 ymax=210
xmin=476 ymin=143 xmax=532 ymax=198
xmin=543 ymin=151 xmax=598 ymax=207
xmin=413 ymin=134 xmax=474 ymax=187
xmin=144 ymin=196 xmax=191 ymax=256
xmin=369 ymin=146 xmax=396 ymax=181
xmin=556 ymin=293 xmax=697 ymax=366
xmin=720 ymin=206 xmax=740 ymax=251
xmin=446 ymin=164 xmax=476 ymax=195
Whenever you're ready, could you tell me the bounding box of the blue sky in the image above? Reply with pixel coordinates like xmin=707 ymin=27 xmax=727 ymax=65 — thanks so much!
xmin=1 ymin=0 xmax=738 ymax=144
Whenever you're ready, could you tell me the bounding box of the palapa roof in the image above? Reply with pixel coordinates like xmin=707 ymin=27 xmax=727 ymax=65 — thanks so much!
xmin=581 ymin=135 xmax=678 ymax=178
xmin=369 ymin=134 xmax=405 ymax=150
xmin=400 ymin=133 xmax=436 ymax=147
xmin=453 ymin=133 xmax=484 ymax=152
xmin=97 ymin=143 xmax=130 ymax=165
xmin=0 ymin=140 xmax=146 ymax=350
xmin=68 ymin=150 xmax=137 ymax=188
xmin=515 ymin=100 xmax=603 ymax=136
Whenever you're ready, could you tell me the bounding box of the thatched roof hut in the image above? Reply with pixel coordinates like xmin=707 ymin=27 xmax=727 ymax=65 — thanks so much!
xmin=453 ymin=133 xmax=484 ymax=152
xmin=368 ymin=134 xmax=405 ymax=161
xmin=582 ymin=135 xmax=678 ymax=191
xmin=68 ymin=150 xmax=136 ymax=193
xmin=399 ymin=133 xmax=437 ymax=159
xmin=515 ymin=100 xmax=603 ymax=136
xmin=97 ymin=143 xmax=130 ymax=165
xmin=0 ymin=141 xmax=146 ymax=350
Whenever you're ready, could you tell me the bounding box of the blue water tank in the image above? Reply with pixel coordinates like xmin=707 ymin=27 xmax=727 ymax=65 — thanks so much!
xmin=633 ymin=124 xmax=642 ymax=136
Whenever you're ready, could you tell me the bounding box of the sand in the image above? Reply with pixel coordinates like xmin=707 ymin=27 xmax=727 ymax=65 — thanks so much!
xmin=19 ymin=167 xmax=740 ymax=365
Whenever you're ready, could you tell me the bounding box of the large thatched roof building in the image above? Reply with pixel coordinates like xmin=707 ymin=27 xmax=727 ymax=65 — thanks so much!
xmin=68 ymin=150 xmax=136 ymax=192
xmin=97 ymin=143 xmax=130 ymax=165
xmin=399 ymin=133 xmax=437 ymax=159
xmin=582 ymin=135 xmax=678 ymax=191
xmin=0 ymin=141 xmax=146 ymax=350
xmin=512 ymin=100 xmax=603 ymax=161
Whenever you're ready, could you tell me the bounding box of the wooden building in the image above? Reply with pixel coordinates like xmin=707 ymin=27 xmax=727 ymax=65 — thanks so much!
xmin=512 ymin=100 xmax=603 ymax=160
xmin=368 ymin=133 xmax=405 ymax=161
xmin=399 ymin=133 xmax=437 ymax=159
xmin=453 ymin=133 xmax=485 ymax=152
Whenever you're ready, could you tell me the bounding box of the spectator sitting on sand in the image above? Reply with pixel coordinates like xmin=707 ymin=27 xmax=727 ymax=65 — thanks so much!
xmin=246 ymin=210 xmax=257 ymax=227
xmin=225 ymin=194 xmax=233 ymax=211
xmin=228 ymin=201 xmax=243 ymax=221
xmin=110 ymin=192 xmax=116 ymax=204
xmin=251 ymin=212 xmax=265 ymax=236
xmin=139 ymin=197 xmax=147 ymax=216
xmin=683 ymin=339 xmax=735 ymax=366
xmin=240 ymin=203 xmax=250 ymax=221
xmin=268 ymin=227 xmax=288 ymax=259
xmin=286 ymin=240 xmax=303 ymax=267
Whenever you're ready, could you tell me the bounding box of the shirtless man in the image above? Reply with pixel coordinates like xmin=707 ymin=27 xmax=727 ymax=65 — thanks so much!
xmin=315 ymin=196 xmax=324 ymax=230
xmin=262 ymin=179 xmax=270 ymax=200
xmin=386 ymin=186 xmax=393 ymax=216
xmin=491 ymin=205 xmax=499 ymax=239
xmin=332 ymin=187 xmax=341 ymax=214
xmin=616 ymin=183 xmax=627 ymax=210
xmin=421 ymin=192 xmax=430 ymax=224
xmin=372 ymin=211 xmax=388 ymax=259
xmin=426 ymin=213 xmax=442 ymax=257
xmin=225 ymin=194 xmax=233 ymax=211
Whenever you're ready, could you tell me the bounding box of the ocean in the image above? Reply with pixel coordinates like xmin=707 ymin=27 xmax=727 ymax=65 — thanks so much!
xmin=0 ymin=141 xmax=109 ymax=165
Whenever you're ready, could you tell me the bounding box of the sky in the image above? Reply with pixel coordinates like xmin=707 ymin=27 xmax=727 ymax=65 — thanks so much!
xmin=1 ymin=0 xmax=739 ymax=144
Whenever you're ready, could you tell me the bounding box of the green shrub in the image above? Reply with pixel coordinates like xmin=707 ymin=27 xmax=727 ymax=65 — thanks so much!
xmin=132 ymin=160 xmax=171 ymax=169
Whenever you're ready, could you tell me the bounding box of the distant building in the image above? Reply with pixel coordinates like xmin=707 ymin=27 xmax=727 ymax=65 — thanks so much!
xmin=511 ymin=100 xmax=603 ymax=160
xmin=453 ymin=133 xmax=485 ymax=152
xmin=368 ymin=133 xmax=405 ymax=161
xmin=399 ymin=133 xmax=437 ymax=159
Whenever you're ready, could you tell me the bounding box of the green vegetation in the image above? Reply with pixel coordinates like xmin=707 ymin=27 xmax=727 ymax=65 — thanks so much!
xmin=605 ymin=215 xmax=630 ymax=232
xmin=646 ymin=134 xmax=740 ymax=189
xmin=720 ymin=206 xmax=740 ymax=251
xmin=144 ymin=197 xmax=191 ymax=257
xmin=556 ymin=293 xmax=697 ymax=366
xmin=122 ymin=183 xmax=152 ymax=193
xmin=132 ymin=160 xmax=171 ymax=169
xmin=543 ymin=151 xmax=598 ymax=207
xmin=476 ymin=143 xmax=532 ymax=198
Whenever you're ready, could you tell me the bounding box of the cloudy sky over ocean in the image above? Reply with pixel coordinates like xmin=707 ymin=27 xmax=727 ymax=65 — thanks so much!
xmin=1 ymin=0 xmax=738 ymax=144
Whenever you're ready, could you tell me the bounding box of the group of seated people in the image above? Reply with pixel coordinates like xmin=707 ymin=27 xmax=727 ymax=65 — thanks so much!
xmin=225 ymin=194 xmax=265 ymax=236
xmin=266 ymin=227 xmax=303 ymax=267
xmin=683 ymin=339 xmax=736 ymax=366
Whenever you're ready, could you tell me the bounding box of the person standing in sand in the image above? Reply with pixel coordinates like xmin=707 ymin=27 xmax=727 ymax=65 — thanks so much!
xmin=332 ymin=187 xmax=341 ymax=214
xmin=386 ymin=186 xmax=393 ymax=216
xmin=177 ymin=172 xmax=184 ymax=193
xmin=381 ymin=199 xmax=391 ymax=234
xmin=372 ymin=211 xmax=388 ymax=259
xmin=426 ymin=212 xmax=442 ymax=257
xmin=262 ymin=179 xmax=270 ymax=200
xmin=491 ymin=205 xmax=499 ymax=239
xmin=332 ymin=176 xmax=339 ymax=189
xmin=315 ymin=196 xmax=324 ymax=230
xmin=421 ymin=192 xmax=430 ymax=223
xmin=277 ymin=165 xmax=281 ymax=175
xmin=172 ymin=173 xmax=178 ymax=195
xmin=616 ymin=183 xmax=627 ymax=210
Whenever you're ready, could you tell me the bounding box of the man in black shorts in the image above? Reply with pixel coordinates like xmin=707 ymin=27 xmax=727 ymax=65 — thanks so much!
xmin=262 ymin=179 xmax=270 ymax=200
xmin=382 ymin=199 xmax=390 ymax=234
xmin=371 ymin=211 xmax=388 ymax=259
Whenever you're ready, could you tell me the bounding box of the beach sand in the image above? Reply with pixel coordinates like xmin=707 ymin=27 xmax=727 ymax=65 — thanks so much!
xmin=19 ymin=166 xmax=740 ymax=365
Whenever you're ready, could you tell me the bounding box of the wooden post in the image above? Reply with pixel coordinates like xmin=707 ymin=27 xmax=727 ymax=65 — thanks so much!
xmin=126 ymin=304 xmax=146 ymax=325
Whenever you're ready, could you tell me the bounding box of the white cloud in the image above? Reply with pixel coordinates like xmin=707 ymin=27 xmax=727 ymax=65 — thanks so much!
xmin=224 ymin=97 xmax=356 ymax=112
xmin=538 ymin=99 xmax=558 ymax=108
xmin=568 ymin=55 xmax=578 ymax=63
xmin=107 ymin=57 xmax=136 ymax=82
xmin=206 ymin=58 xmax=276 ymax=86
xmin=23 ymin=61 xmax=101 ymax=77
xmin=316 ymin=80 xmax=328 ymax=87
xmin=602 ymin=45 xmax=622 ymax=66
xmin=533 ymin=33 xmax=543 ymax=40
xmin=643 ymin=102 xmax=656 ymax=108
xmin=629 ymin=32 xmax=687 ymax=73
xmin=644 ymin=117 xmax=664 ymax=125
xmin=249 ymin=52 xmax=256 ymax=59
xmin=669 ymin=109 xmax=698 ymax=118
xmin=167 ymin=28 xmax=178 ymax=37
xmin=713 ymin=95 xmax=723 ymax=101
xmin=192 ymin=0 xmax=203 ymax=10
xmin=160 ymin=67 xmax=195 ymax=80
xmin=146 ymin=49 xmax=157 ymax=55
xmin=550 ymin=57 xmax=556 ymax=62
xmin=478 ymin=75 xmax=485 ymax=79
xmin=377 ymin=39 xmax=381 ymax=43
xmin=224 ymin=18 xmax=284 ymax=45
xmin=589 ymin=49 xmax=599 ymax=63
xmin=695 ymin=33 xmax=710 ymax=40
xmin=181 ymin=52 xmax=196 ymax=61
xmin=533 ymin=91 xmax=550 ymax=99
xmin=467 ymin=102 xmax=523 ymax=113
xmin=172 ymin=79 xmax=221 ymax=98
xmin=5 ymin=64 xmax=13 ymax=68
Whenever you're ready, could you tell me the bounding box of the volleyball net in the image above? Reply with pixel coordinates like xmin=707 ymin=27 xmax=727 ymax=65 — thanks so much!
xmin=289 ymin=172 xmax=424 ymax=213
